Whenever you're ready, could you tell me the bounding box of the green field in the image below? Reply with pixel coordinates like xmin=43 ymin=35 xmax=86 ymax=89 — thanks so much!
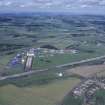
xmin=0 ymin=77 xmax=80 ymax=105
xmin=0 ymin=54 xmax=14 ymax=70
xmin=0 ymin=52 xmax=25 ymax=76
xmin=32 ymin=51 xmax=104 ymax=69
xmin=61 ymin=95 xmax=83 ymax=105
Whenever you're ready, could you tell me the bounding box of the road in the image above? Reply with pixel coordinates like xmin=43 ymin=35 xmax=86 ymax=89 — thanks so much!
xmin=1 ymin=55 xmax=105 ymax=81
xmin=25 ymin=56 xmax=33 ymax=70
xmin=56 ymin=55 xmax=105 ymax=68
xmin=0 ymin=69 xmax=48 ymax=81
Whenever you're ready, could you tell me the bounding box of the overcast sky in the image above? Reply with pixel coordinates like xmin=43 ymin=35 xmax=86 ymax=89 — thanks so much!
xmin=0 ymin=0 xmax=105 ymax=14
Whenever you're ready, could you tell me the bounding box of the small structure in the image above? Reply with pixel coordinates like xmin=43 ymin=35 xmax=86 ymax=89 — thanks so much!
xmin=57 ymin=73 xmax=63 ymax=77
xmin=21 ymin=58 xmax=25 ymax=64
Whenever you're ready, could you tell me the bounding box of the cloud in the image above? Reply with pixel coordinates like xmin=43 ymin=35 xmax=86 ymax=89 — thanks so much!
xmin=0 ymin=1 xmax=12 ymax=6
xmin=80 ymin=4 xmax=88 ymax=8
xmin=99 ymin=0 xmax=105 ymax=5
xmin=77 ymin=0 xmax=105 ymax=7
xmin=3 ymin=1 xmax=11 ymax=6
xmin=0 ymin=0 xmax=105 ymax=12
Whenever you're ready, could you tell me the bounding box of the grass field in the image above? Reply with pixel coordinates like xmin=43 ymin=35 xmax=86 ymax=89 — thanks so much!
xmin=0 ymin=54 xmax=14 ymax=71
xmin=32 ymin=52 xmax=103 ymax=69
xmin=61 ymin=95 xmax=83 ymax=105
xmin=0 ymin=52 xmax=25 ymax=76
xmin=0 ymin=77 xmax=80 ymax=105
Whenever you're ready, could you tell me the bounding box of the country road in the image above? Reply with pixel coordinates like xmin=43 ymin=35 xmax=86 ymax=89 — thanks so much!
xmin=0 ymin=55 xmax=105 ymax=81
xmin=0 ymin=69 xmax=48 ymax=81
xmin=56 ymin=55 xmax=105 ymax=68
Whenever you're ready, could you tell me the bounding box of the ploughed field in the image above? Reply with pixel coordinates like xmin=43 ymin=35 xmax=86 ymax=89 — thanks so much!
xmin=67 ymin=64 xmax=105 ymax=77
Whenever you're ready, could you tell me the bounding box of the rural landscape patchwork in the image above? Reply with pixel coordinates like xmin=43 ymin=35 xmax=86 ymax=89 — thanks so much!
xmin=0 ymin=12 xmax=105 ymax=105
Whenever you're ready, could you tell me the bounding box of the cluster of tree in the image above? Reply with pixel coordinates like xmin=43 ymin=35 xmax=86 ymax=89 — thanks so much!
xmin=94 ymin=89 xmax=105 ymax=105
xmin=60 ymin=95 xmax=83 ymax=105
xmin=41 ymin=44 xmax=58 ymax=50
xmin=0 ymin=44 xmax=25 ymax=52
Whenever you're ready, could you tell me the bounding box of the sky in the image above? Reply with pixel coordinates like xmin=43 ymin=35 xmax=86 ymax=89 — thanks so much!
xmin=0 ymin=0 xmax=105 ymax=14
